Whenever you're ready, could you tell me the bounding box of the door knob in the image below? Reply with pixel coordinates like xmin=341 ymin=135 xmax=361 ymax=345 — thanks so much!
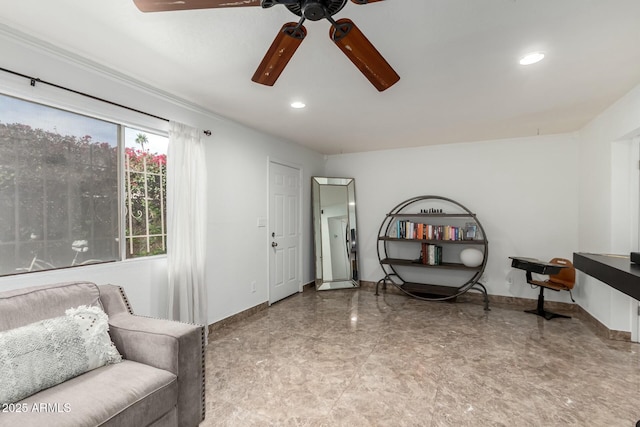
xmin=272 ymin=242 xmax=278 ymax=247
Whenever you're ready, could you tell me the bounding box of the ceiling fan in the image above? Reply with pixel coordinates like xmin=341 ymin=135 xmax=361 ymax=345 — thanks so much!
xmin=132 ymin=0 xmax=400 ymax=91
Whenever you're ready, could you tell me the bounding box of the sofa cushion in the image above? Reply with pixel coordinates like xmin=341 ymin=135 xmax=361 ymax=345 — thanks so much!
xmin=0 ymin=282 xmax=102 ymax=332
xmin=0 ymin=360 xmax=177 ymax=427
xmin=0 ymin=305 xmax=122 ymax=405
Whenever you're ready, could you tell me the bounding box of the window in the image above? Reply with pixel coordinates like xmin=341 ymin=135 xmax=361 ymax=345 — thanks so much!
xmin=124 ymin=128 xmax=167 ymax=258
xmin=0 ymin=93 xmax=167 ymax=275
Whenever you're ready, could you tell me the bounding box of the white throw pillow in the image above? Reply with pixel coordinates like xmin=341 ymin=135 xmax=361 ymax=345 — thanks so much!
xmin=0 ymin=305 xmax=122 ymax=404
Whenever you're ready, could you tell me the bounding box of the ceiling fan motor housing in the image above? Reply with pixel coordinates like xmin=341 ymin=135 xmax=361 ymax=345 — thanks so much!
xmin=284 ymin=0 xmax=348 ymax=21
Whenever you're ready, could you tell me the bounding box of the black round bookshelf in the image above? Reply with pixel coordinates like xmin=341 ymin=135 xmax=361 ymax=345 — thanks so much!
xmin=375 ymin=195 xmax=490 ymax=310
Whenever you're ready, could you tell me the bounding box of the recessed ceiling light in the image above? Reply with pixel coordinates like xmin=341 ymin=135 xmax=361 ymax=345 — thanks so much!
xmin=519 ymin=52 xmax=545 ymax=65
xmin=290 ymin=101 xmax=306 ymax=109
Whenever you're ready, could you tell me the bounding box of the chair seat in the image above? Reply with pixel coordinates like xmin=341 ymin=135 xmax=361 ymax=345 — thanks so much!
xmin=529 ymin=279 xmax=569 ymax=292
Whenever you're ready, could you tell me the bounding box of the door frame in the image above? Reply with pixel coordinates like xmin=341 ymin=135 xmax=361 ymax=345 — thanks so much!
xmin=633 ymin=137 xmax=640 ymax=342
xmin=267 ymin=157 xmax=303 ymax=305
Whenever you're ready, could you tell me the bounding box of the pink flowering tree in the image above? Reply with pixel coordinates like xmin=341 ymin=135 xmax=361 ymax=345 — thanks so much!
xmin=124 ymin=143 xmax=167 ymax=257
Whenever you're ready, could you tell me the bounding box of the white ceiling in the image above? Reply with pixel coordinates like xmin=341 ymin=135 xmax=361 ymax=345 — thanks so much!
xmin=1 ymin=0 xmax=640 ymax=154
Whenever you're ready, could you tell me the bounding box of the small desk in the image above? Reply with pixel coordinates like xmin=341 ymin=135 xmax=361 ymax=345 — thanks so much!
xmin=509 ymin=257 xmax=569 ymax=320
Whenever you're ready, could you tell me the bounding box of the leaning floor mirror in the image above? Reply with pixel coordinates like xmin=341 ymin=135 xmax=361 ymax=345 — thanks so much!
xmin=312 ymin=177 xmax=359 ymax=290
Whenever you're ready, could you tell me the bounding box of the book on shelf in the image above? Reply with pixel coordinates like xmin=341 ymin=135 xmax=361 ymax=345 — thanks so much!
xmin=418 ymin=243 xmax=442 ymax=266
xmin=393 ymin=220 xmax=470 ymax=242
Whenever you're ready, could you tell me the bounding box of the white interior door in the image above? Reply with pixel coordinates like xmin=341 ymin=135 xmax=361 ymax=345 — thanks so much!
xmin=269 ymin=161 xmax=301 ymax=304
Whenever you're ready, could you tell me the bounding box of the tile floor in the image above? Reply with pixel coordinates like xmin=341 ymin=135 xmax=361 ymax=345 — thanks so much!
xmin=203 ymin=288 xmax=640 ymax=426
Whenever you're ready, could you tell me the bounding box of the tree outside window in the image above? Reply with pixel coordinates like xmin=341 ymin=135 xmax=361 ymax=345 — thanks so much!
xmin=124 ymin=128 xmax=168 ymax=258
xmin=0 ymin=93 xmax=168 ymax=275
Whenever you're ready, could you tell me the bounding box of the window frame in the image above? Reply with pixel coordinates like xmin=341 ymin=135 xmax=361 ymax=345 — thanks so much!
xmin=0 ymin=87 xmax=169 ymax=276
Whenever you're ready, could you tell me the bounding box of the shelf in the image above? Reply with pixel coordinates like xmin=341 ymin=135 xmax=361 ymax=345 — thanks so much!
xmin=388 ymin=213 xmax=475 ymax=218
xmin=399 ymin=282 xmax=459 ymax=297
xmin=380 ymin=258 xmax=482 ymax=271
xmin=376 ymin=195 xmax=489 ymax=308
xmin=573 ymin=252 xmax=640 ymax=301
xmin=379 ymin=237 xmax=486 ymax=245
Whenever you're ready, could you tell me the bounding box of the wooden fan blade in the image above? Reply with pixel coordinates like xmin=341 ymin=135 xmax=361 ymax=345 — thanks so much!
xmin=330 ymin=18 xmax=399 ymax=91
xmin=350 ymin=0 xmax=384 ymax=4
xmin=252 ymin=23 xmax=307 ymax=87
xmin=133 ymin=0 xmax=261 ymax=13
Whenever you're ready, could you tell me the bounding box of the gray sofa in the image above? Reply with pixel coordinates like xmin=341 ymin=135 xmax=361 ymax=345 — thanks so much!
xmin=0 ymin=281 xmax=205 ymax=427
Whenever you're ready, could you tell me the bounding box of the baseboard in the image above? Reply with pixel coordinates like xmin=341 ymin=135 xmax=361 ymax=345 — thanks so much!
xmin=207 ymin=281 xmax=631 ymax=342
xmin=207 ymin=281 xmax=315 ymax=334
xmin=208 ymin=301 xmax=268 ymax=335
xmin=574 ymin=305 xmax=631 ymax=342
xmin=360 ymin=280 xmax=630 ymax=342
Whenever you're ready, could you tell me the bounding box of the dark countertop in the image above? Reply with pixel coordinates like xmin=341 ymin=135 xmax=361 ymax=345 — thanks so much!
xmin=573 ymin=252 xmax=640 ymax=301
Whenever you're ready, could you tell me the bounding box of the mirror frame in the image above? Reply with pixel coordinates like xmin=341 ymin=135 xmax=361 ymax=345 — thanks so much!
xmin=312 ymin=177 xmax=359 ymax=291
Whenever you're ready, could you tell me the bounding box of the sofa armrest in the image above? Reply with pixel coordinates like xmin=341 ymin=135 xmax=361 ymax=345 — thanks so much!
xmin=99 ymin=285 xmax=205 ymax=427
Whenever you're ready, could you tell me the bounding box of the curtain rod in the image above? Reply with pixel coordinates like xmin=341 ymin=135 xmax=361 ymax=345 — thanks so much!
xmin=0 ymin=66 xmax=212 ymax=136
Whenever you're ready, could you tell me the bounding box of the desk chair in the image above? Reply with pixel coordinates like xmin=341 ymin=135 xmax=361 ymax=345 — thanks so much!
xmin=526 ymin=257 xmax=575 ymax=320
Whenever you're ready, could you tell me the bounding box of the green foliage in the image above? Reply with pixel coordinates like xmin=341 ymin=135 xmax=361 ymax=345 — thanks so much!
xmin=135 ymin=133 xmax=148 ymax=151
xmin=0 ymin=123 xmax=119 ymax=273
xmin=124 ymin=147 xmax=167 ymax=258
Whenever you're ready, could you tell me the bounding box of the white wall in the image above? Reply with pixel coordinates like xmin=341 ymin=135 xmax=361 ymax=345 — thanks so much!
xmin=577 ymin=82 xmax=640 ymax=333
xmin=0 ymin=25 xmax=325 ymax=322
xmin=324 ymin=80 xmax=640 ymax=334
xmin=205 ymin=120 xmax=325 ymax=324
xmin=0 ymin=257 xmax=168 ymax=317
xmin=610 ymin=138 xmax=639 ymax=254
xmin=325 ymin=133 xmax=579 ymax=302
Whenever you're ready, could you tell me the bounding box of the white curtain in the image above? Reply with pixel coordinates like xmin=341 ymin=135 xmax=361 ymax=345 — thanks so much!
xmin=167 ymin=121 xmax=208 ymax=333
